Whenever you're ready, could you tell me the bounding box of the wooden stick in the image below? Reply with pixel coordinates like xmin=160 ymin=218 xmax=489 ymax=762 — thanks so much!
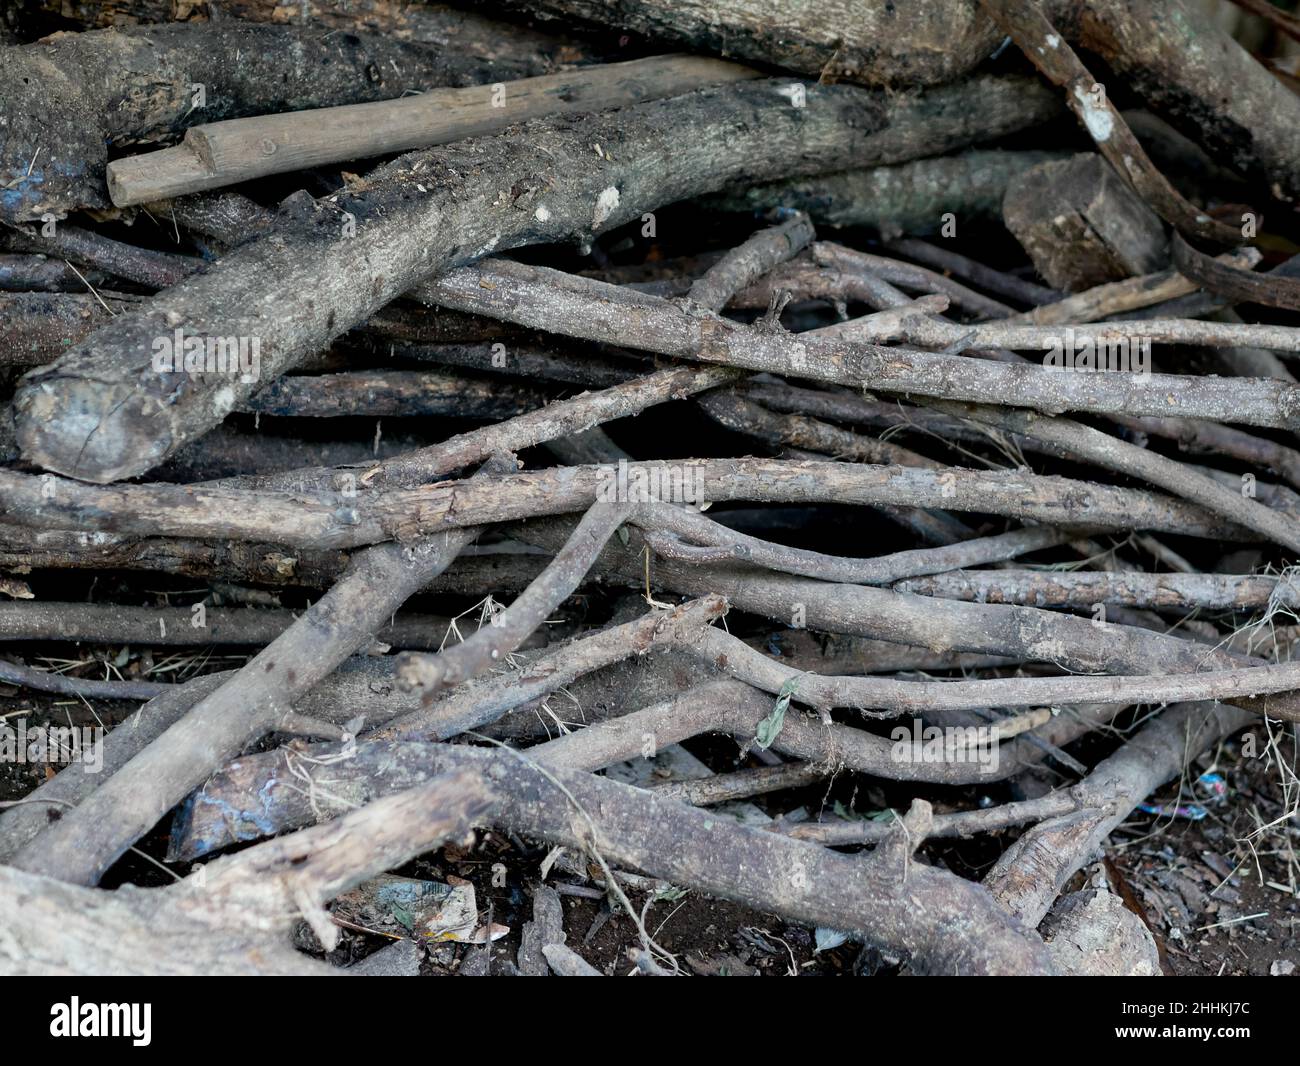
xmin=984 ymin=0 xmax=1273 ymax=231
xmin=236 ymin=364 xmax=738 ymax=493
xmin=801 ymin=242 xmax=1019 ymax=319
xmin=683 ymin=625 xmax=1300 ymax=716
xmin=5 ymin=224 xmax=197 ymax=289
xmin=655 ymin=761 xmax=831 ymax=807
xmin=787 ymin=790 xmax=1086 ymax=846
xmin=1008 ymin=250 xmax=1260 ymax=326
xmin=706 ymin=149 xmax=1064 ymax=240
xmin=895 ymin=569 xmax=1300 ymax=613
xmin=14 ymin=74 xmax=1046 ymax=483
xmin=395 ymin=502 xmax=629 ymax=694
xmin=243 ymin=370 xmax=554 ymax=420
xmin=0 ymin=254 xmax=110 ymax=293
xmin=984 ymin=700 xmax=1246 ymax=927
xmin=105 ymin=55 xmax=761 ymax=207
xmin=0 ymin=600 xmax=475 ymax=650
xmin=29 ymin=0 xmax=601 ymax=71
xmin=10 ymin=526 xmax=480 ymax=886
xmin=515 ymin=519 xmax=1300 ymax=720
xmin=0 ymin=292 xmax=137 ymax=366
xmin=0 ymin=459 xmax=1249 ymax=549
xmin=686 ymin=210 xmax=814 ymax=313
xmin=640 ymin=509 xmax=1076 ymax=585
xmin=925 ymin=399 xmax=1300 ymax=553
xmin=829 ymin=303 xmax=1300 ymax=355
xmin=884 ymin=237 xmax=1063 ymax=308
xmin=0 ymin=657 xmax=168 ymax=700
xmin=0 ymin=21 xmax=541 ymax=223
xmin=0 ymin=769 xmax=492 ymax=975
xmin=416 ymin=259 xmax=1300 ymax=430
xmin=379 ymin=597 xmax=727 ymax=742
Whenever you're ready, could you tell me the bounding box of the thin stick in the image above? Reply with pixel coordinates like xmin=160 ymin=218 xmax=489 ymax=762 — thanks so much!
xmin=237 ymin=364 xmax=739 ymax=494
xmin=978 ymin=0 xmax=1244 ymax=244
xmin=809 ymin=242 xmax=1015 ymax=318
xmin=788 ymin=789 xmax=1085 ymax=845
xmin=395 ymin=502 xmax=629 ymax=694
xmin=0 ymin=600 xmax=464 ymax=649
xmin=895 ymin=569 xmax=1300 ymax=612
xmin=924 ymin=400 xmax=1300 ymax=553
xmin=11 ymin=525 xmax=480 ymax=886
xmin=378 ymin=596 xmax=727 ymax=741
xmin=7 ymin=223 xmax=197 ymax=289
xmin=681 ymin=625 xmax=1300 ymax=716
xmin=0 ymin=658 xmax=169 ymax=700
xmin=416 ymin=259 xmax=1300 ymax=430
xmin=884 ymin=236 xmax=1062 ymax=307
xmin=654 ymin=762 xmax=830 ymax=806
xmin=1009 ymin=250 xmax=1259 ymax=326
xmin=636 ymin=501 xmax=1074 ymax=584
xmin=830 ymin=305 xmax=1300 ymax=355
xmin=687 ymin=211 xmax=814 ymax=312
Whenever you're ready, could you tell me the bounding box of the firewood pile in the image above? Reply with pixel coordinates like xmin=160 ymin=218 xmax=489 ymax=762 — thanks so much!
xmin=1 ymin=0 xmax=1299 ymax=979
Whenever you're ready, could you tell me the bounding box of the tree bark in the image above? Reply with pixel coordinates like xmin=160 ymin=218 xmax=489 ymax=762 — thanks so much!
xmin=0 ymin=20 xmax=538 ymax=221
xmin=11 ymin=73 xmax=1055 ymax=483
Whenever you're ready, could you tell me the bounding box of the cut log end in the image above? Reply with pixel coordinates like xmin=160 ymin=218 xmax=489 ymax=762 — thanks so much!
xmin=12 ymin=376 xmax=175 ymax=483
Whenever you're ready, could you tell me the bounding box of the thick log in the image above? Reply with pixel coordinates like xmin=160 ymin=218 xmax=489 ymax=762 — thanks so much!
xmin=11 ymin=74 xmax=1055 ymax=483
xmin=0 ymin=21 xmax=535 ymax=222
xmin=707 ymin=149 xmax=1066 ymax=238
xmin=505 ymin=0 xmax=1300 ymax=199
xmin=1003 ymin=154 xmax=1169 ymax=291
xmin=0 ymin=769 xmax=492 ymax=975
xmin=32 ymin=0 xmax=596 ymax=65
xmin=106 ymin=55 xmax=759 ymax=206
xmin=495 ymin=0 xmax=1004 ymax=88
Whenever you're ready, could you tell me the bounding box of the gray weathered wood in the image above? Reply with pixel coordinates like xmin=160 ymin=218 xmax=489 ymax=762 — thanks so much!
xmin=12 ymin=74 xmax=1053 ymax=483
xmin=106 ymin=55 xmax=760 ymax=205
xmin=1003 ymin=154 xmax=1169 ymax=290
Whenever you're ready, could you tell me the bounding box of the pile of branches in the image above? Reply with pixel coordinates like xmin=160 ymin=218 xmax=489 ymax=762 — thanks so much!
xmin=2 ymin=0 xmax=1300 ymax=977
